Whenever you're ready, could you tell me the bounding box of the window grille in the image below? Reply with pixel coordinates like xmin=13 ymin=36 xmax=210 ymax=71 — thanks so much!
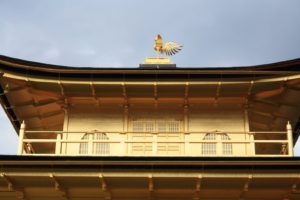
xmin=131 ymin=120 xmax=153 ymax=154
xmin=131 ymin=119 xmax=181 ymax=155
xmin=79 ymin=132 xmax=110 ymax=155
xmin=202 ymin=133 xmax=216 ymax=155
xmin=221 ymin=134 xmax=232 ymax=155
xmin=202 ymin=133 xmax=232 ymax=155
xmin=79 ymin=134 xmax=89 ymax=154
xmin=94 ymin=133 xmax=109 ymax=154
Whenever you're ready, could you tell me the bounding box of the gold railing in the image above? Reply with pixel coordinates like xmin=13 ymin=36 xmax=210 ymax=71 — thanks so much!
xmin=17 ymin=122 xmax=294 ymax=157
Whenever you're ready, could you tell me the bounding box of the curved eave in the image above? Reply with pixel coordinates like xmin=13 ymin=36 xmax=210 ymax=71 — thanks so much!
xmin=1 ymin=54 xmax=300 ymax=75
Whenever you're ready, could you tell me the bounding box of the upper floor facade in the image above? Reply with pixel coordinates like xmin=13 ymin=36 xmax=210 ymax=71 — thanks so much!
xmin=0 ymin=55 xmax=300 ymax=157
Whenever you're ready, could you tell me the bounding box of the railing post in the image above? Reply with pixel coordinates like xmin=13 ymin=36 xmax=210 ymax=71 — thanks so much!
xmin=249 ymin=133 xmax=255 ymax=156
xmin=184 ymin=105 xmax=189 ymax=155
xmin=55 ymin=133 xmax=62 ymax=155
xmin=184 ymin=133 xmax=190 ymax=155
xmin=18 ymin=121 xmax=26 ymax=155
xmin=120 ymin=132 xmax=127 ymax=156
xmin=88 ymin=132 xmax=93 ymax=155
xmin=152 ymin=132 xmax=158 ymax=155
xmin=121 ymin=105 xmax=129 ymax=156
xmin=286 ymin=121 xmax=294 ymax=157
xmin=216 ymin=133 xmax=222 ymax=156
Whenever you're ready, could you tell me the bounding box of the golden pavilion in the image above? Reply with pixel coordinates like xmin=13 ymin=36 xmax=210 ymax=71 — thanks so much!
xmin=0 ymin=54 xmax=300 ymax=200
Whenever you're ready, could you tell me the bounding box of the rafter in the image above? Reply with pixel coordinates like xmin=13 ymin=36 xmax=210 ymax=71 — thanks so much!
xmin=29 ymin=87 xmax=61 ymax=99
xmin=5 ymin=99 xmax=58 ymax=110
xmin=154 ymin=82 xmax=158 ymax=108
xmin=50 ymin=174 xmax=69 ymax=199
xmin=89 ymin=82 xmax=97 ymax=99
xmin=99 ymin=175 xmax=112 ymax=200
xmin=239 ymin=175 xmax=253 ymax=200
xmin=255 ymin=86 xmax=285 ymax=98
xmin=251 ymin=99 xmax=279 ymax=107
xmin=58 ymin=81 xmax=65 ymax=97
xmin=249 ymin=120 xmax=270 ymax=130
xmin=193 ymin=175 xmax=202 ymax=200
xmin=286 ymin=85 xmax=300 ymax=92
xmin=291 ymin=175 xmax=300 ymax=192
xmin=153 ymin=82 xmax=157 ymax=99
xmin=2 ymin=84 xmax=27 ymax=94
xmin=20 ymin=110 xmax=63 ymax=121
xmin=249 ymin=109 xmax=290 ymax=120
xmin=214 ymin=82 xmax=221 ymax=105
xmin=184 ymin=82 xmax=189 ymax=105
xmin=99 ymin=174 xmax=107 ymax=191
xmin=195 ymin=175 xmax=202 ymax=192
xmin=283 ymin=174 xmax=300 ymax=200
xmin=148 ymin=174 xmax=154 ymax=192
xmin=122 ymin=83 xmax=128 ymax=106
xmin=0 ymin=173 xmax=14 ymax=191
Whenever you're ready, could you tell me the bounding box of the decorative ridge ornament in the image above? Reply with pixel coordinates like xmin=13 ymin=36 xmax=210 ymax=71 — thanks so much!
xmin=143 ymin=34 xmax=182 ymax=65
xmin=154 ymin=34 xmax=182 ymax=57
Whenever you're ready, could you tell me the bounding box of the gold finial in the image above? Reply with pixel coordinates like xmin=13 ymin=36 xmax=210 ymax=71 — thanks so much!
xmin=144 ymin=34 xmax=182 ymax=65
xmin=154 ymin=34 xmax=182 ymax=57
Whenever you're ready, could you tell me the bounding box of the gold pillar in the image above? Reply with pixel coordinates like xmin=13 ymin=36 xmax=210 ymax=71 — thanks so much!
xmin=61 ymin=107 xmax=69 ymax=155
xmin=17 ymin=121 xmax=26 ymax=155
xmin=88 ymin=132 xmax=93 ymax=155
xmin=121 ymin=105 xmax=129 ymax=156
xmin=55 ymin=133 xmax=62 ymax=155
xmin=184 ymin=105 xmax=190 ymax=155
xmin=286 ymin=121 xmax=294 ymax=157
xmin=245 ymin=109 xmax=255 ymax=156
xmin=216 ymin=133 xmax=222 ymax=156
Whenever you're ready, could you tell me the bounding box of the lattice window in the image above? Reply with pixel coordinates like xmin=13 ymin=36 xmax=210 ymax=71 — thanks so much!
xmin=131 ymin=120 xmax=154 ymax=154
xmin=94 ymin=133 xmax=109 ymax=154
xmin=201 ymin=133 xmax=232 ymax=155
xmin=131 ymin=119 xmax=182 ymax=155
xmin=79 ymin=132 xmax=110 ymax=155
xmin=202 ymin=133 xmax=216 ymax=155
xmin=221 ymin=134 xmax=232 ymax=155
xmin=79 ymin=134 xmax=89 ymax=154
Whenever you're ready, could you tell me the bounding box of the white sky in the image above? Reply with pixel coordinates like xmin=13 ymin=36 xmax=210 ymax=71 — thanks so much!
xmin=1 ymin=0 xmax=300 ymax=155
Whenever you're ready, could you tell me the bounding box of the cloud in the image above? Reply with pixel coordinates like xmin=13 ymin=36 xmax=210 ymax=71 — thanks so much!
xmin=0 ymin=0 xmax=300 ymax=154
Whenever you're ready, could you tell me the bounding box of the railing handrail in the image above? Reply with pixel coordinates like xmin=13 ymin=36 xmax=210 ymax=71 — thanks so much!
xmin=24 ymin=130 xmax=288 ymax=134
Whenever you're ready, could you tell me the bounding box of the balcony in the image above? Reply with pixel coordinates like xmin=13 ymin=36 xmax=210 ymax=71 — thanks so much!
xmin=17 ymin=122 xmax=294 ymax=157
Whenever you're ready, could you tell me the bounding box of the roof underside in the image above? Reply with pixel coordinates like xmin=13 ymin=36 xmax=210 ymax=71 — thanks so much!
xmin=1 ymin=55 xmax=300 ymax=144
xmin=0 ymin=156 xmax=300 ymax=200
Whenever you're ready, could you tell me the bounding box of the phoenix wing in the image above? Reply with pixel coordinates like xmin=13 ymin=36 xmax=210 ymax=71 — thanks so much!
xmin=162 ymin=42 xmax=182 ymax=56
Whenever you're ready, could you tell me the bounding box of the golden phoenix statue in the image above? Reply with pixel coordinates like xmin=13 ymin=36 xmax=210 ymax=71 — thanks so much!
xmin=154 ymin=34 xmax=182 ymax=57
